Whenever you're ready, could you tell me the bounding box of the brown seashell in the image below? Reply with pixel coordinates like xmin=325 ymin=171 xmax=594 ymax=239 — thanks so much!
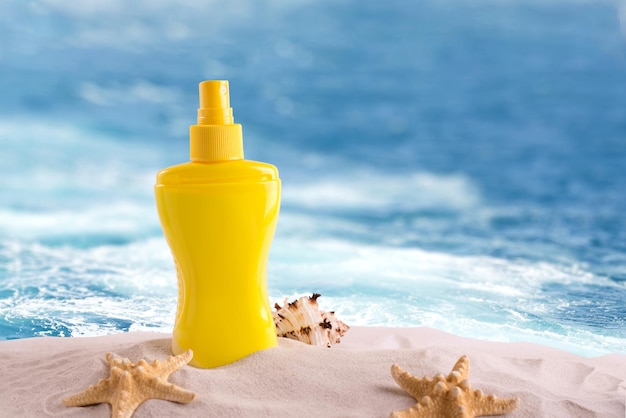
xmin=273 ymin=293 xmax=350 ymax=347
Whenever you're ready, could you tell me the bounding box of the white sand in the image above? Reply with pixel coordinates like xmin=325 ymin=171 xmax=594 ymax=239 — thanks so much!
xmin=0 ymin=327 xmax=624 ymax=417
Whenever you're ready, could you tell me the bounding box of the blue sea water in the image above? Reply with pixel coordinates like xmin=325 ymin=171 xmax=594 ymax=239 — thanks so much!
xmin=0 ymin=0 xmax=625 ymax=356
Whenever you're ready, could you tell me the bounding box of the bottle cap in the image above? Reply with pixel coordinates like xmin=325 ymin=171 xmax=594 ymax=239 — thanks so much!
xmin=190 ymin=80 xmax=244 ymax=162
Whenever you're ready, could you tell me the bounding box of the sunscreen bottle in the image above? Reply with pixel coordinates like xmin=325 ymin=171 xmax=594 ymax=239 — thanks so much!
xmin=154 ymin=80 xmax=280 ymax=368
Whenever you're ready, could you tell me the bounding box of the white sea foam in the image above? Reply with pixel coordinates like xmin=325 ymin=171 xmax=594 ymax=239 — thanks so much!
xmin=0 ymin=226 xmax=622 ymax=355
xmin=282 ymin=170 xmax=481 ymax=212
xmin=0 ymin=238 xmax=177 ymax=337
xmin=0 ymin=238 xmax=173 ymax=288
xmin=266 ymin=235 xmax=624 ymax=356
xmin=269 ymin=237 xmax=612 ymax=292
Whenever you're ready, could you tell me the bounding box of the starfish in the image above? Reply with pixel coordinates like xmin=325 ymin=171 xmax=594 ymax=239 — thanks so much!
xmin=390 ymin=355 xmax=520 ymax=418
xmin=63 ymin=349 xmax=196 ymax=418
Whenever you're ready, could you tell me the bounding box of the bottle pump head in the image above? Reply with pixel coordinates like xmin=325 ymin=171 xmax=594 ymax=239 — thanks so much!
xmin=190 ymin=80 xmax=244 ymax=162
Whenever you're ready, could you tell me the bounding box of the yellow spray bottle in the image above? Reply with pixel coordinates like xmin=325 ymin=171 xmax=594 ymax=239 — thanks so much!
xmin=154 ymin=80 xmax=280 ymax=368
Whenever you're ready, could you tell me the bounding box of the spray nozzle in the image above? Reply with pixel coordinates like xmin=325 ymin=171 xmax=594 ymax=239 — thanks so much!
xmin=197 ymin=80 xmax=234 ymax=125
xmin=190 ymin=80 xmax=244 ymax=162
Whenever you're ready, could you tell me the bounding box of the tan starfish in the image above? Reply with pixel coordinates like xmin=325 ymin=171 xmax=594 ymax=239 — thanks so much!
xmin=390 ymin=355 xmax=520 ymax=418
xmin=63 ymin=349 xmax=196 ymax=418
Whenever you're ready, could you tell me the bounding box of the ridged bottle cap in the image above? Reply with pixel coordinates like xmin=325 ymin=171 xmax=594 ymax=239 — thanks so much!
xmin=190 ymin=80 xmax=244 ymax=162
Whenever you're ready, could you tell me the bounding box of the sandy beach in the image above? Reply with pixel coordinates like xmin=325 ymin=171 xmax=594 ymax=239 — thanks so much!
xmin=0 ymin=326 xmax=624 ymax=417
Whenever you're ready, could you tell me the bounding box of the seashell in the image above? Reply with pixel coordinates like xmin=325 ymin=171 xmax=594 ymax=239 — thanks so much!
xmin=273 ymin=293 xmax=350 ymax=347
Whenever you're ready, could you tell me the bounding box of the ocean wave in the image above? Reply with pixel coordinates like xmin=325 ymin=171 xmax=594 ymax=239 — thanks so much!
xmin=267 ymin=237 xmax=625 ymax=356
xmin=268 ymin=238 xmax=616 ymax=291
xmin=282 ymin=170 xmax=481 ymax=212
xmin=0 ymin=233 xmax=623 ymax=355
xmin=0 ymin=204 xmax=158 ymax=243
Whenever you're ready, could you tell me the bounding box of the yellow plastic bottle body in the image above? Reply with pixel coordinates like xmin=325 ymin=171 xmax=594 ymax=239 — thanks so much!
xmin=154 ymin=159 xmax=280 ymax=368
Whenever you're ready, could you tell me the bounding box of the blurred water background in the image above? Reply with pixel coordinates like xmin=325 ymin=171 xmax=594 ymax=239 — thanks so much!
xmin=0 ymin=0 xmax=625 ymax=356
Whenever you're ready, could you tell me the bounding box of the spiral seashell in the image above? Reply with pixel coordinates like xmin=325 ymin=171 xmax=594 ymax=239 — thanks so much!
xmin=273 ymin=293 xmax=350 ymax=347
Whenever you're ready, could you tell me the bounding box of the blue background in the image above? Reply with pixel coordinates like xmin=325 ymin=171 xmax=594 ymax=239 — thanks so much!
xmin=0 ymin=0 xmax=624 ymax=356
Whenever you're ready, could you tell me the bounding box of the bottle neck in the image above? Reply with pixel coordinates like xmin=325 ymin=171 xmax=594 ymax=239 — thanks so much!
xmin=189 ymin=124 xmax=244 ymax=162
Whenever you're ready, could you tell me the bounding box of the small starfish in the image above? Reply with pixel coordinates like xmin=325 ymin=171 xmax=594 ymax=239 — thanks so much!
xmin=63 ymin=349 xmax=196 ymax=418
xmin=390 ymin=355 xmax=520 ymax=418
